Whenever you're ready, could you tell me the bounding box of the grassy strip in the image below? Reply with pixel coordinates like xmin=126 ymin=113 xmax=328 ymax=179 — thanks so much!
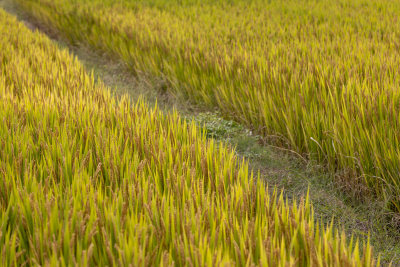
xmin=0 ymin=8 xmax=376 ymax=266
xmin=15 ymin=0 xmax=400 ymax=212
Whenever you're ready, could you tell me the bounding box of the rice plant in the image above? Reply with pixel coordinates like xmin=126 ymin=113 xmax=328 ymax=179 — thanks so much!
xmin=16 ymin=0 xmax=400 ymax=212
xmin=0 ymin=8 xmax=376 ymax=266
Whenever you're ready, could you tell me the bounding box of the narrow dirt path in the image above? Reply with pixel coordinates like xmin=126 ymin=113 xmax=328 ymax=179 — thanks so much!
xmin=2 ymin=0 xmax=400 ymax=263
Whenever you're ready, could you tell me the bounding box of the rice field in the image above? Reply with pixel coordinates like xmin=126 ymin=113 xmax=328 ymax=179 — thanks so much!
xmin=0 ymin=8 xmax=378 ymax=266
xmin=15 ymin=0 xmax=400 ymax=212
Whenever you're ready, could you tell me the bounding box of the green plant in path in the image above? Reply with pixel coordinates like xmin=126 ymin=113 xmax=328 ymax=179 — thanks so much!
xmin=0 ymin=8 xmax=377 ymax=266
xmin=16 ymin=0 xmax=400 ymax=213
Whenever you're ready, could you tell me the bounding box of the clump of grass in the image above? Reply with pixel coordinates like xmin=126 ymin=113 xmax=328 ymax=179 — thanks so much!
xmin=191 ymin=112 xmax=245 ymax=140
xmin=16 ymin=0 xmax=400 ymax=213
xmin=0 ymin=9 xmax=376 ymax=266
